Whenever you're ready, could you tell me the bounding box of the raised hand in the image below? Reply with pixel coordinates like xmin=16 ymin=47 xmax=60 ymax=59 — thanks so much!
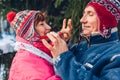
xmin=60 ymin=19 xmax=72 ymax=41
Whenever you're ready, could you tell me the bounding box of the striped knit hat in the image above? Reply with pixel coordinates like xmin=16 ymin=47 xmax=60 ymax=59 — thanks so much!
xmin=6 ymin=10 xmax=40 ymax=41
xmin=87 ymin=0 xmax=120 ymax=38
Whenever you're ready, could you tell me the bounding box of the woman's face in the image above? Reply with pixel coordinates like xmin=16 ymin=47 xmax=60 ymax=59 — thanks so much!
xmin=80 ymin=6 xmax=99 ymax=37
xmin=35 ymin=21 xmax=51 ymax=36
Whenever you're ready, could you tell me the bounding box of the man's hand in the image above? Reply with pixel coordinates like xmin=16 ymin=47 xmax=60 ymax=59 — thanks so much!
xmin=42 ymin=32 xmax=68 ymax=58
xmin=60 ymin=19 xmax=72 ymax=41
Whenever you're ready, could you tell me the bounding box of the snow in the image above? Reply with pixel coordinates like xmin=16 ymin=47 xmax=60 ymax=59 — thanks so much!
xmin=0 ymin=18 xmax=16 ymax=80
xmin=0 ymin=34 xmax=16 ymax=80
xmin=0 ymin=64 xmax=6 ymax=80
xmin=0 ymin=34 xmax=16 ymax=54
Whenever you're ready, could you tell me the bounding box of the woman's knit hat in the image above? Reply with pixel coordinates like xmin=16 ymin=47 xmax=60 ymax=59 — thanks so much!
xmin=6 ymin=10 xmax=40 ymax=41
xmin=87 ymin=0 xmax=120 ymax=37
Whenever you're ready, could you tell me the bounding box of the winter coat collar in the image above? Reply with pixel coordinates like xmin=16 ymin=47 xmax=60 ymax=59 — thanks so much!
xmin=90 ymin=29 xmax=119 ymax=46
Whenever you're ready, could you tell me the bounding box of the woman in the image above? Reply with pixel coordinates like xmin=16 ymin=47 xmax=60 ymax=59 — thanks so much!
xmin=7 ymin=10 xmax=72 ymax=80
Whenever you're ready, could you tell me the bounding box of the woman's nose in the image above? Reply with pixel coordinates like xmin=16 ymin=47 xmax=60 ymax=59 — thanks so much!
xmin=46 ymin=24 xmax=51 ymax=30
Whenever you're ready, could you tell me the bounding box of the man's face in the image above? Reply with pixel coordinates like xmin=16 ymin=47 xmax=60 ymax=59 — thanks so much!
xmin=80 ymin=6 xmax=99 ymax=37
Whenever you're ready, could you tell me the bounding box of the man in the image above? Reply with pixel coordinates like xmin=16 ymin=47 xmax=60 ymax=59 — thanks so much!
xmin=42 ymin=0 xmax=120 ymax=80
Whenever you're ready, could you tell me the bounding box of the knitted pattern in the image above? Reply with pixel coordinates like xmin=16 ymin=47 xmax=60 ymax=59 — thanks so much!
xmin=87 ymin=0 xmax=120 ymax=38
xmin=7 ymin=10 xmax=40 ymax=41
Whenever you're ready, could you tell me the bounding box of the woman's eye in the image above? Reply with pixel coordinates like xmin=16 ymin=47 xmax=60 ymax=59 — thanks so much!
xmin=39 ymin=23 xmax=44 ymax=25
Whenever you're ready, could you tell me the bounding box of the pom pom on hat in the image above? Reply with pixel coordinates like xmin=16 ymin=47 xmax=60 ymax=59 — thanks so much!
xmin=6 ymin=11 xmax=16 ymax=23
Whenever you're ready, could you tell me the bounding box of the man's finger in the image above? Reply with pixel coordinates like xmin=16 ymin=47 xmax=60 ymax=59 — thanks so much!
xmin=67 ymin=19 xmax=72 ymax=30
xmin=42 ymin=39 xmax=53 ymax=50
xmin=62 ymin=19 xmax=67 ymax=29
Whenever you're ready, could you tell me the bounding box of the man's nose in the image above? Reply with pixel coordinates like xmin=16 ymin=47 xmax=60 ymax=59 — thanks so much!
xmin=80 ymin=15 xmax=87 ymax=24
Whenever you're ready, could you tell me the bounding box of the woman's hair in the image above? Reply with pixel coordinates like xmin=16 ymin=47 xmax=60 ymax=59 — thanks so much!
xmin=34 ymin=12 xmax=45 ymax=27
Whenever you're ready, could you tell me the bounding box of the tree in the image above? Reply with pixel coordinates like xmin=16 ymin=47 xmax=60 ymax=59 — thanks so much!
xmin=0 ymin=0 xmax=89 ymax=43
xmin=51 ymin=0 xmax=89 ymax=43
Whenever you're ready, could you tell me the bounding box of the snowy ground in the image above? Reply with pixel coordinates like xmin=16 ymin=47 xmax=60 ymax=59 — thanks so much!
xmin=0 ymin=34 xmax=16 ymax=54
xmin=0 ymin=34 xmax=16 ymax=80
xmin=0 ymin=64 xmax=7 ymax=80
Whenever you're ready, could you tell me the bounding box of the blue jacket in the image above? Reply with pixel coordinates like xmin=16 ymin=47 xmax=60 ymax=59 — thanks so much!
xmin=54 ymin=31 xmax=120 ymax=80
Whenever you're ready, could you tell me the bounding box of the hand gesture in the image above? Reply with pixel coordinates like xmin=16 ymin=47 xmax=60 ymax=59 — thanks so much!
xmin=60 ymin=19 xmax=72 ymax=41
xmin=42 ymin=32 xmax=68 ymax=58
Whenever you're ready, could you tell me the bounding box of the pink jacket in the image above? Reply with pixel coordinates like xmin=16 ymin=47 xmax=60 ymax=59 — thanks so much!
xmin=8 ymin=36 xmax=61 ymax=80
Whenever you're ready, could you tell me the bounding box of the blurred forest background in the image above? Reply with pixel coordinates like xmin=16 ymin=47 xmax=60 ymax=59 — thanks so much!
xmin=0 ymin=0 xmax=89 ymax=43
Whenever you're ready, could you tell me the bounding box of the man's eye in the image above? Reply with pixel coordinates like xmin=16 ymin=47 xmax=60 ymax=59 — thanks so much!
xmin=89 ymin=13 xmax=93 ymax=16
